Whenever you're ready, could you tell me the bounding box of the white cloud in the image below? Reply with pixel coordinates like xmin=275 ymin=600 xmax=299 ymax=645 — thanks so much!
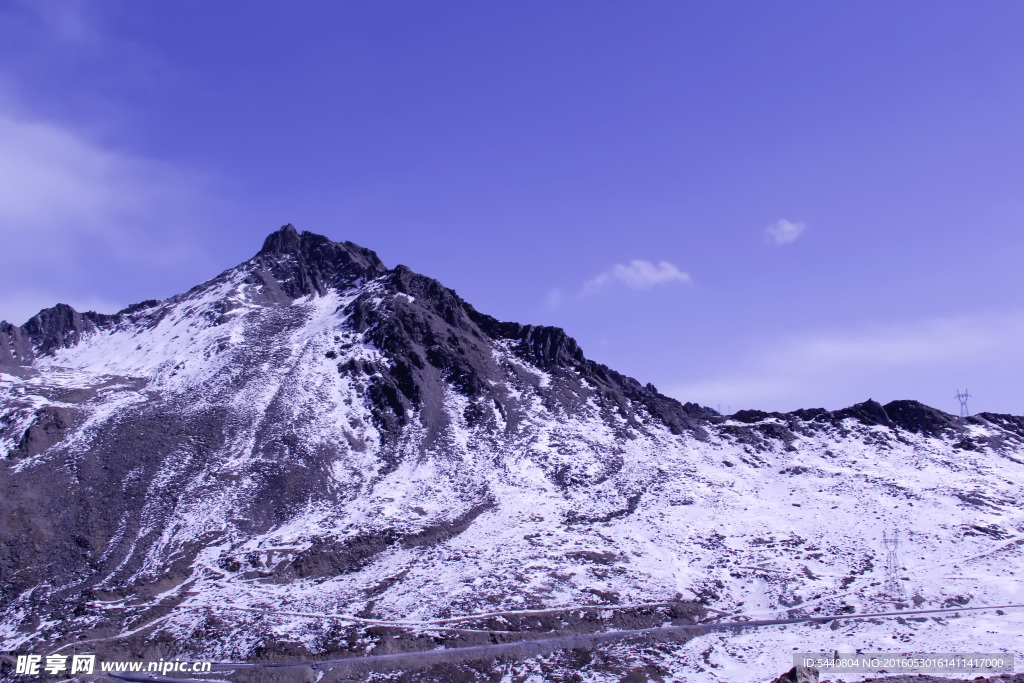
xmin=765 ymin=219 xmax=807 ymax=246
xmin=0 ymin=98 xmax=220 ymax=326
xmin=545 ymin=259 xmax=691 ymax=310
xmin=666 ymin=310 xmax=1024 ymax=413
xmin=0 ymin=108 xmax=208 ymax=263
xmin=784 ymin=316 xmax=1007 ymax=370
xmin=0 ymin=16 xmax=218 ymax=327
xmin=582 ymin=260 xmax=691 ymax=295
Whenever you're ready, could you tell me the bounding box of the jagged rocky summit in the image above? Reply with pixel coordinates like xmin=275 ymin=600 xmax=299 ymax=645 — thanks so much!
xmin=1 ymin=226 xmax=1022 ymax=679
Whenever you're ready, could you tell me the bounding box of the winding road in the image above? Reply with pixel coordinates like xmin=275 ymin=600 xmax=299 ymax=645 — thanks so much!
xmin=104 ymin=602 xmax=1024 ymax=681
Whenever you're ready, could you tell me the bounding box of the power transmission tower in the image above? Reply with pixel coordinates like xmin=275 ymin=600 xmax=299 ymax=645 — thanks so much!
xmin=882 ymin=529 xmax=907 ymax=603
xmin=955 ymin=389 xmax=971 ymax=419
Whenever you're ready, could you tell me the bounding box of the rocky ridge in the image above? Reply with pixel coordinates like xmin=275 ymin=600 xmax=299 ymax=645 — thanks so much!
xmin=1 ymin=226 xmax=1022 ymax=682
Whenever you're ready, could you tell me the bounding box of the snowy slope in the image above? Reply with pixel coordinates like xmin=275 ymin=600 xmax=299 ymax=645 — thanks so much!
xmin=1 ymin=226 xmax=1021 ymax=681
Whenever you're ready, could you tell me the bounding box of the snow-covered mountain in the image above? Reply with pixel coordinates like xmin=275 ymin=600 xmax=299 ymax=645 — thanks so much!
xmin=2 ymin=226 xmax=1022 ymax=681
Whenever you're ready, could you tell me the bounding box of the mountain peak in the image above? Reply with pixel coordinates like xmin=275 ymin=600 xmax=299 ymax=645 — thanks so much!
xmin=3 ymin=226 xmax=1024 ymax=676
xmin=250 ymin=225 xmax=388 ymax=299
xmin=258 ymin=223 xmax=302 ymax=255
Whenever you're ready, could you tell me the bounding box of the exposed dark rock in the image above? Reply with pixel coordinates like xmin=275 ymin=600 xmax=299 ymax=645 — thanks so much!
xmin=19 ymin=303 xmax=116 ymax=356
xmin=565 ymin=493 xmax=643 ymax=525
xmin=564 ymin=551 xmax=619 ymax=565
xmin=882 ymin=400 xmax=959 ymax=436
xmin=2 ymin=225 xmax=1022 ymax=675
xmin=787 ymin=408 xmax=830 ymax=422
xmin=768 ymin=665 xmax=819 ymax=683
xmin=0 ymin=321 xmax=34 ymax=365
xmin=732 ymin=409 xmax=775 ymax=423
xmin=719 ymin=400 xmax=966 ymax=440
xmin=290 ymin=530 xmax=401 ymax=578
xmin=288 ymin=502 xmax=494 ymax=579
xmin=250 ymin=224 xmax=388 ymax=300
xmin=400 ymin=501 xmax=495 ymax=549
xmin=975 ymin=412 xmax=1024 ymax=439
xmin=833 ymin=399 xmax=892 ymax=427
xmin=12 ymin=405 xmax=75 ymax=458
xmin=2 ymin=298 xmax=171 ymax=365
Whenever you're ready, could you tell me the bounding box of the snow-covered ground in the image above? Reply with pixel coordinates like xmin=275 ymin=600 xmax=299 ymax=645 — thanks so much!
xmin=2 ymin=253 xmax=1021 ymax=680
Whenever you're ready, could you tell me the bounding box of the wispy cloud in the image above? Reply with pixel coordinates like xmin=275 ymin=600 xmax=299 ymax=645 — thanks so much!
xmin=0 ymin=107 xmax=209 ymax=262
xmin=582 ymin=260 xmax=691 ymax=295
xmin=666 ymin=310 xmax=1024 ymax=413
xmin=765 ymin=219 xmax=807 ymax=246
xmin=545 ymin=259 xmax=691 ymax=309
xmin=0 ymin=6 xmax=219 ymax=325
xmin=0 ymin=96 xmax=221 ymax=325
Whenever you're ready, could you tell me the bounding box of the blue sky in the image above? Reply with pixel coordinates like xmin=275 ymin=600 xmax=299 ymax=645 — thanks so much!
xmin=2 ymin=1 xmax=1023 ymax=415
